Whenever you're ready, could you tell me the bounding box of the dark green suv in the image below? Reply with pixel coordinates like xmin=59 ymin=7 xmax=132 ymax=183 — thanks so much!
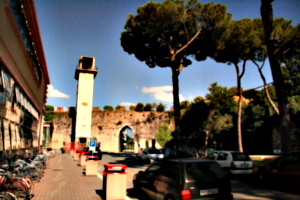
xmin=133 ymin=158 xmax=233 ymax=200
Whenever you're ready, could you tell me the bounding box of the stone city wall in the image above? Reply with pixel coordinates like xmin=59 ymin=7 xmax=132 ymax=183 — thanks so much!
xmin=51 ymin=111 xmax=173 ymax=153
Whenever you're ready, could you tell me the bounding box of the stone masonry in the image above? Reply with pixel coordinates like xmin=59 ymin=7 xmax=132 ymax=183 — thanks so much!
xmin=50 ymin=110 xmax=173 ymax=153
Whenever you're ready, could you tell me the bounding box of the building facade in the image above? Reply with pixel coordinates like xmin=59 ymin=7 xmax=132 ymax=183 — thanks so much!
xmin=0 ymin=0 xmax=49 ymax=157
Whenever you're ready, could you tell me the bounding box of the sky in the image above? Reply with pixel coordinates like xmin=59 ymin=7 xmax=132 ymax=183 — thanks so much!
xmin=34 ymin=0 xmax=300 ymax=111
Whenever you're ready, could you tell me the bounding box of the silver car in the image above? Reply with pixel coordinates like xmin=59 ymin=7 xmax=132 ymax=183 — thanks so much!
xmin=141 ymin=148 xmax=164 ymax=163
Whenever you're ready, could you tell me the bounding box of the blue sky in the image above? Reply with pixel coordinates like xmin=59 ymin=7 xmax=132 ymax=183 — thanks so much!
xmin=35 ymin=0 xmax=300 ymax=110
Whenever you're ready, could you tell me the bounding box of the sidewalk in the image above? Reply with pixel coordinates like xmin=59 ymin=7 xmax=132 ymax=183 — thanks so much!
xmin=33 ymin=153 xmax=103 ymax=200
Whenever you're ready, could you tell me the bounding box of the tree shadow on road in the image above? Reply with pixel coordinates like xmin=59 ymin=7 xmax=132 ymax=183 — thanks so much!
xmin=105 ymin=152 xmax=150 ymax=168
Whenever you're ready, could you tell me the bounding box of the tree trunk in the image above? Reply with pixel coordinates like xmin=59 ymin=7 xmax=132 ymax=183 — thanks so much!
xmin=171 ymin=66 xmax=181 ymax=148
xmin=204 ymin=130 xmax=209 ymax=156
xmin=252 ymin=60 xmax=279 ymax=115
xmin=234 ymin=63 xmax=245 ymax=153
xmin=261 ymin=0 xmax=292 ymax=154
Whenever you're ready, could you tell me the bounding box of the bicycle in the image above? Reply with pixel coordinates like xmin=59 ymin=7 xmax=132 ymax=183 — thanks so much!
xmin=0 ymin=191 xmax=16 ymax=200
xmin=0 ymin=172 xmax=31 ymax=200
xmin=43 ymin=149 xmax=55 ymax=158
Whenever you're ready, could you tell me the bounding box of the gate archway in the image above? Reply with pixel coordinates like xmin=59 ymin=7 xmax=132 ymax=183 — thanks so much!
xmin=119 ymin=125 xmax=134 ymax=152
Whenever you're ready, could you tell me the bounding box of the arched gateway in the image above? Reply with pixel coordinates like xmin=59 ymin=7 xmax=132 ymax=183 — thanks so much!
xmin=119 ymin=125 xmax=134 ymax=152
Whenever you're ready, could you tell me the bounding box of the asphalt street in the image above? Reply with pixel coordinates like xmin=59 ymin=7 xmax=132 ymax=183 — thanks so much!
xmin=98 ymin=152 xmax=300 ymax=200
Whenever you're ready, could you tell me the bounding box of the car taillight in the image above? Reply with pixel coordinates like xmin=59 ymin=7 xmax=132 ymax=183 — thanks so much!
xmin=180 ymin=190 xmax=191 ymax=200
xmin=230 ymin=161 xmax=236 ymax=168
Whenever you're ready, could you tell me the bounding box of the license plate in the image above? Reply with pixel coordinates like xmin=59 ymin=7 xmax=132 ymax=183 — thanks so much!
xmin=200 ymin=188 xmax=218 ymax=196
xmin=240 ymin=163 xmax=249 ymax=167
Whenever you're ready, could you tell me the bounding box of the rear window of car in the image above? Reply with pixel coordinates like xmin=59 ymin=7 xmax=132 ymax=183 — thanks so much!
xmin=148 ymin=149 xmax=161 ymax=154
xmin=231 ymin=152 xmax=251 ymax=161
xmin=185 ymin=162 xmax=225 ymax=181
xmin=176 ymin=150 xmax=194 ymax=158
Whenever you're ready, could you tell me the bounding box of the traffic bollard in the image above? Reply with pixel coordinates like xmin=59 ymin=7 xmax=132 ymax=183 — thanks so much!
xmin=103 ymin=164 xmax=128 ymax=200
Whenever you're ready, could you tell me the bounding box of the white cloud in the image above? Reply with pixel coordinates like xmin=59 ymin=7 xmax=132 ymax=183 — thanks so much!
xmin=142 ymin=86 xmax=185 ymax=103
xmin=47 ymin=85 xmax=70 ymax=98
xmin=141 ymin=86 xmax=172 ymax=93
xmin=120 ymin=102 xmax=136 ymax=107
xmin=187 ymin=95 xmax=194 ymax=100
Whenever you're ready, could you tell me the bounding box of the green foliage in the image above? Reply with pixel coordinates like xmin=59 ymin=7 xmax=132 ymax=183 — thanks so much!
xmin=181 ymin=100 xmax=210 ymax=141
xmin=156 ymin=123 xmax=172 ymax=148
xmin=205 ymin=82 xmax=236 ymax=114
xmin=243 ymin=104 xmax=266 ymax=133
xmin=115 ymin=105 xmax=126 ymax=111
xmin=211 ymin=113 xmax=233 ymax=134
xmin=156 ymin=103 xmax=165 ymax=112
xmin=282 ymin=64 xmax=300 ymax=96
xmin=135 ymin=102 xmax=144 ymax=111
xmin=212 ymin=18 xmax=264 ymax=64
xmin=103 ymin=105 xmax=114 ymax=111
xmin=129 ymin=105 xmax=135 ymax=110
xmin=144 ymin=103 xmax=152 ymax=111
xmin=289 ymin=95 xmax=300 ymax=114
xmin=45 ymin=105 xmax=54 ymax=111
xmin=44 ymin=105 xmax=56 ymax=121
xmin=180 ymin=100 xmax=191 ymax=110
xmin=126 ymin=136 xmax=134 ymax=150
xmin=194 ymin=96 xmax=204 ymax=103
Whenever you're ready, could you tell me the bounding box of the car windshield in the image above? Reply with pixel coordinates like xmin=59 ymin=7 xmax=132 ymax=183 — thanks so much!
xmin=148 ymin=149 xmax=161 ymax=154
xmin=232 ymin=152 xmax=251 ymax=161
xmin=185 ymin=162 xmax=225 ymax=181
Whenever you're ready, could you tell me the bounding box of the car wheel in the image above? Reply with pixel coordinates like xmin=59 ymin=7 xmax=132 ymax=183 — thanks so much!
xmin=133 ymin=181 xmax=145 ymax=199
xmin=133 ymin=181 xmax=141 ymax=192
xmin=145 ymin=158 xmax=151 ymax=164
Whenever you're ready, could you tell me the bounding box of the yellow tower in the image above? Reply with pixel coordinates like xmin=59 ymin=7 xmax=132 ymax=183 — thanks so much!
xmin=74 ymin=56 xmax=97 ymax=144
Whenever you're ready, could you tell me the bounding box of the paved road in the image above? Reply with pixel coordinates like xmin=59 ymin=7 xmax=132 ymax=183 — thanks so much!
xmin=99 ymin=152 xmax=300 ymax=200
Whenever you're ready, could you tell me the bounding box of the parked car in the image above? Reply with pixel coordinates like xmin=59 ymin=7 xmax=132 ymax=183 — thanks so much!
xmin=76 ymin=146 xmax=89 ymax=154
xmin=159 ymin=148 xmax=168 ymax=155
xmin=205 ymin=150 xmax=253 ymax=175
xmin=163 ymin=148 xmax=195 ymax=159
xmin=253 ymin=151 xmax=300 ymax=189
xmin=140 ymin=148 xmax=164 ymax=163
xmin=79 ymin=146 xmax=102 ymax=160
xmin=133 ymin=158 xmax=233 ymax=200
xmin=198 ymin=148 xmax=216 ymax=157
xmin=88 ymin=146 xmax=102 ymax=160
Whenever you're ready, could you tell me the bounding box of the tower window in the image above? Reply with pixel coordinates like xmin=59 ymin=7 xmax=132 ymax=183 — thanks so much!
xmin=80 ymin=57 xmax=94 ymax=70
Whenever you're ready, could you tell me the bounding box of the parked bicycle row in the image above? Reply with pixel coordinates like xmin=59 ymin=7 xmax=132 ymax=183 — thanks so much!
xmin=0 ymin=149 xmax=55 ymax=200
